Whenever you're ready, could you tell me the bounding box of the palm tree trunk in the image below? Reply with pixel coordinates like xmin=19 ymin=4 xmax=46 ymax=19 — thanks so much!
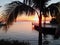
xmin=38 ymin=11 xmax=42 ymax=45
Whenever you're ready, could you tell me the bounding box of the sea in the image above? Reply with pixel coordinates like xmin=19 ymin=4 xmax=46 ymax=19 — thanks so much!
xmin=0 ymin=22 xmax=60 ymax=45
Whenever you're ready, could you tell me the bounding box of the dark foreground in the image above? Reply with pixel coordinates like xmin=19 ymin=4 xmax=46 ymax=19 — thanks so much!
xmin=0 ymin=39 xmax=30 ymax=45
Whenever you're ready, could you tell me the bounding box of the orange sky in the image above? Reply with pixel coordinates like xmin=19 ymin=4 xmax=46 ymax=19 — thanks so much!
xmin=0 ymin=13 xmax=52 ymax=24
xmin=16 ymin=14 xmax=52 ymax=23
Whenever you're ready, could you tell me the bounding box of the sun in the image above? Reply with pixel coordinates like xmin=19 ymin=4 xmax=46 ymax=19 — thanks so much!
xmin=33 ymin=14 xmax=39 ymax=23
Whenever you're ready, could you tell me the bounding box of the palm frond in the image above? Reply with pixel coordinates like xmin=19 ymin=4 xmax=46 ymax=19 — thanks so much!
xmin=48 ymin=2 xmax=60 ymax=24
xmin=32 ymin=0 xmax=50 ymax=8
xmin=1 ymin=1 xmax=36 ymax=29
xmin=48 ymin=2 xmax=60 ymax=16
xmin=23 ymin=0 xmax=33 ymax=6
xmin=23 ymin=0 xmax=50 ymax=16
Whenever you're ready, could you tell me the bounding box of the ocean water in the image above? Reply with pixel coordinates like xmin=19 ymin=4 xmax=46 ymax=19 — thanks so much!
xmin=0 ymin=22 xmax=38 ymax=45
xmin=0 ymin=22 xmax=60 ymax=45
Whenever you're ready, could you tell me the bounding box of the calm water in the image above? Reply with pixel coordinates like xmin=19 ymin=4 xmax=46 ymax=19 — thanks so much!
xmin=0 ymin=22 xmax=38 ymax=45
xmin=0 ymin=22 xmax=60 ymax=45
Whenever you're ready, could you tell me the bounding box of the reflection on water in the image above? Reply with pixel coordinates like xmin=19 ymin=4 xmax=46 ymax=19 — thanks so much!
xmin=0 ymin=22 xmax=60 ymax=45
xmin=0 ymin=22 xmax=38 ymax=45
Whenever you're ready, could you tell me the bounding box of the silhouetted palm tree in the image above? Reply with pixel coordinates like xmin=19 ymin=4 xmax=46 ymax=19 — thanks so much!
xmin=23 ymin=0 xmax=50 ymax=45
xmin=48 ymin=2 xmax=60 ymax=22
xmin=48 ymin=2 xmax=60 ymax=39
xmin=1 ymin=0 xmax=50 ymax=45
xmin=1 ymin=1 xmax=36 ymax=29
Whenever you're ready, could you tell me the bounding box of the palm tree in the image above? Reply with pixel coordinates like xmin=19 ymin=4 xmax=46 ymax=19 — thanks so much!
xmin=1 ymin=0 xmax=50 ymax=45
xmin=48 ymin=2 xmax=60 ymax=23
xmin=1 ymin=1 xmax=36 ymax=29
xmin=48 ymin=2 xmax=60 ymax=39
xmin=23 ymin=0 xmax=50 ymax=45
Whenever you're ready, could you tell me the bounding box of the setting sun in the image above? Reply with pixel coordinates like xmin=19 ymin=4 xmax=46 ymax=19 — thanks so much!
xmin=33 ymin=14 xmax=39 ymax=23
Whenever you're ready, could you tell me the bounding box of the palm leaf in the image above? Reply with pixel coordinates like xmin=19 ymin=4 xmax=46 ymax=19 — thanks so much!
xmin=48 ymin=2 xmax=60 ymax=24
xmin=1 ymin=1 xmax=36 ymax=29
xmin=48 ymin=3 xmax=59 ymax=16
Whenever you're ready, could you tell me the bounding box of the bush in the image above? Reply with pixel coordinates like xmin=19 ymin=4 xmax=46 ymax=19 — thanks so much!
xmin=0 ymin=39 xmax=30 ymax=45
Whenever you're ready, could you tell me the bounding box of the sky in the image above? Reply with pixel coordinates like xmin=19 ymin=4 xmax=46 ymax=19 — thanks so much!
xmin=0 ymin=0 xmax=23 ymax=6
xmin=0 ymin=0 xmax=59 ymax=23
xmin=0 ymin=0 xmax=60 ymax=6
xmin=47 ymin=0 xmax=60 ymax=6
xmin=0 ymin=0 xmax=60 ymax=23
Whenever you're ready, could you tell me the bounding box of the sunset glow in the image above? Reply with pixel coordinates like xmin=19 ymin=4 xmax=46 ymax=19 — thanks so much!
xmin=34 ymin=14 xmax=39 ymax=22
xmin=16 ymin=14 xmax=52 ymax=24
xmin=0 ymin=13 xmax=52 ymax=24
xmin=33 ymin=14 xmax=39 ymax=25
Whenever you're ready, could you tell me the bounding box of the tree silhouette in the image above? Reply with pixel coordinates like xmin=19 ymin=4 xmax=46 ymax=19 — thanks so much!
xmin=48 ymin=2 xmax=60 ymax=39
xmin=1 ymin=0 xmax=51 ymax=45
xmin=48 ymin=2 xmax=60 ymax=23
xmin=1 ymin=1 xmax=36 ymax=29
xmin=23 ymin=0 xmax=50 ymax=45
